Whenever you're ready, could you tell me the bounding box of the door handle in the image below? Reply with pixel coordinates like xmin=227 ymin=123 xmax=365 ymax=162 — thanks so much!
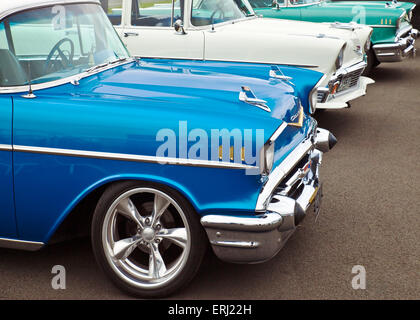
xmin=124 ymin=32 xmax=139 ymax=37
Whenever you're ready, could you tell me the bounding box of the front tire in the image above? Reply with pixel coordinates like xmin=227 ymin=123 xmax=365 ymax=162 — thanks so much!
xmin=91 ymin=181 xmax=207 ymax=298
xmin=362 ymin=49 xmax=380 ymax=76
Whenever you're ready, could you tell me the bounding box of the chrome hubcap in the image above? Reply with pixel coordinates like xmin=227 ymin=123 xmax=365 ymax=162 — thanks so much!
xmin=141 ymin=227 xmax=156 ymax=242
xmin=102 ymin=188 xmax=191 ymax=289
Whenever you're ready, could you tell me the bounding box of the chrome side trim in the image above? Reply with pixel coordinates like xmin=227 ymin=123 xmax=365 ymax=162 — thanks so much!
xmin=368 ymin=25 xmax=395 ymax=28
xmin=13 ymin=145 xmax=257 ymax=170
xmin=0 ymin=144 xmax=12 ymax=151
xmin=210 ymin=240 xmax=260 ymax=248
xmin=0 ymin=238 xmax=44 ymax=251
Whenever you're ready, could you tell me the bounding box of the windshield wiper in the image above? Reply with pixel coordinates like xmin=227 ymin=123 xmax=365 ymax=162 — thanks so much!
xmin=84 ymin=58 xmax=129 ymax=74
xmin=109 ymin=57 xmax=127 ymax=65
xmin=84 ymin=63 xmax=108 ymax=73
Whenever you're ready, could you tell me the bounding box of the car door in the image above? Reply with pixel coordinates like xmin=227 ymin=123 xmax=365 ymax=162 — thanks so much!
xmin=0 ymin=95 xmax=16 ymax=239
xmin=0 ymin=23 xmax=17 ymax=239
xmin=116 ymin=0 xmax=204 ymax=59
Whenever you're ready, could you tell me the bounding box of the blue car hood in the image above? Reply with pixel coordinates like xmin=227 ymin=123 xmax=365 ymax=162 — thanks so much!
xmin=32 ymin=61 xmax=318 ymax=167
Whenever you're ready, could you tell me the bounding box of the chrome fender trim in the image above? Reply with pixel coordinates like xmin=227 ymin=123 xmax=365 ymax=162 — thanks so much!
xmin=0 ymin=238 xmax=44 ymax=251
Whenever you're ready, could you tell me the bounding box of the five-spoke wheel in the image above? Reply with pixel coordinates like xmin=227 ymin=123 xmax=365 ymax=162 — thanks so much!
xmin=92 ymin=181 xmax=207 ymax=298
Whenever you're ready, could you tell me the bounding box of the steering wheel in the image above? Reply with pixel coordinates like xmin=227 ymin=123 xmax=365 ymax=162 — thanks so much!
xmin=44 ymin=38 xmax=75 ymax=74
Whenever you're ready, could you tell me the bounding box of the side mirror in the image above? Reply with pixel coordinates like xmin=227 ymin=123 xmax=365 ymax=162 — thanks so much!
xmin=174 ymin=20 xmax=186 ymax=35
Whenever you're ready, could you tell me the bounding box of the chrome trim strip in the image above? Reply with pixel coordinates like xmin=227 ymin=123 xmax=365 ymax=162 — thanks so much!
xmin=0 ymin=144 xmax=12 ymax=151
xmin=210 ymin=240 xmax=260 ymax=248
xmin=368 ymin=25 xmax=395 ymax=28
xmin=13 ymin=145 xmax=257 ymax=170
xmin=255 ymin=138 xmax=314 ymax=212
xmin=0 ymin=238 xmax=44 ymax=251
xmin=268 ymin=122 xmax=287 ymax=143
xmin=0 ymin=59 xmax=135 ymax=95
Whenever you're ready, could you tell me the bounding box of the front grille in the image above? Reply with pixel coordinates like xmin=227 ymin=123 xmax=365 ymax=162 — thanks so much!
xmin=275 ymin=152 xmax=311 ymax=199
xmin=337 ymin=66 xmax=364 ymax=93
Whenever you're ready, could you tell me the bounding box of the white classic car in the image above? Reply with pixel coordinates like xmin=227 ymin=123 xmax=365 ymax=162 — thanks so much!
xmin=101 ymin=0 xmax=374 ymax=110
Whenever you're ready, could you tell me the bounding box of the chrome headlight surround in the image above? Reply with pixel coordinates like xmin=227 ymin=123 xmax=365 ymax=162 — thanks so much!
xmin=396 ymin=12 xmax=407 ymax=30
xmin=260 ymin=141 xmax=275 ymax=176
xmin=365 ymin=30 xmax=373 ymax=52
xmin=335 ymin=45 xmax=345 ymax=70
xmin=408 ymin=6 xmax=415 ymax=22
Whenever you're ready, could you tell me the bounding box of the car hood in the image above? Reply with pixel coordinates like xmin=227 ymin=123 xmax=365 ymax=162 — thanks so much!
xmin=321 ymin=1 xmax=410 ymax=25
xmin=37 ymin=61 xmax=314 ymax=146
xmin=206 ymin=17 xmax=367 ymax=74
xmin=25 ymin=61 xmax=319 ymax=171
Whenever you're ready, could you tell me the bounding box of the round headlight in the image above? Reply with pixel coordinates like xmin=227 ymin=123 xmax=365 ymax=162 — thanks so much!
xmin=264 ymin=142 xmax=275 ymax=174
xmin=335 ymin=47 xmax=344 ymax=70
xmin=365 ymin=34 xmax=372 ymax=52
xmin=310 ymin=89 xmax=318 ymax=113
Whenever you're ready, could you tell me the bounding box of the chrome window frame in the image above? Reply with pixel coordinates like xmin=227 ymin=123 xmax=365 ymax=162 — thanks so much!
xmin=0 ymin=0 xmax=132 ymax=94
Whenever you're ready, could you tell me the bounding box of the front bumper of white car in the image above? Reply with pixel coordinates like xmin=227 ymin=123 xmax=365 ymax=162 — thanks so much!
xmin=316 ymin=61 xmax=375 ymax=109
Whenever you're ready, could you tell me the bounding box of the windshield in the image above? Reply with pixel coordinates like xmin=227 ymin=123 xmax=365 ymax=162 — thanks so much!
xmin=0 ymin=3 xmax=129 ymax=87
xmin=191 ymin=0 xmax=255 ymax=27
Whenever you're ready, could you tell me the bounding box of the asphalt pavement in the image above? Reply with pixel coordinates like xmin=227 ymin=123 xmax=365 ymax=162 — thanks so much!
xmin=1 ymin=44 xmax=419 ymax=300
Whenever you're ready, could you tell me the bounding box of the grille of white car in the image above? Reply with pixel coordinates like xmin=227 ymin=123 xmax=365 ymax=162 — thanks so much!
xmin=337 ymin=66 xmax=364 ymax=93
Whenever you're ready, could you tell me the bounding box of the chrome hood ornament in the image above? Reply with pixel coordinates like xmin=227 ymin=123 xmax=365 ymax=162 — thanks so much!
xmin=239 ymin=86 xmax=271 ymax=112
xmin=269 ymin=66 xmax=295 ymax=86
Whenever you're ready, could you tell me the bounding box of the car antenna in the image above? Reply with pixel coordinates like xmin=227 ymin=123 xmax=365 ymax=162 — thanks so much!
xmin=22 ymin=63 xmax=36 ymax=99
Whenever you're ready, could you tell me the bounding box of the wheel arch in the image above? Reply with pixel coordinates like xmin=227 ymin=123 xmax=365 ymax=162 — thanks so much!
xmin=46 ymin=174 xmax=201 ymax=245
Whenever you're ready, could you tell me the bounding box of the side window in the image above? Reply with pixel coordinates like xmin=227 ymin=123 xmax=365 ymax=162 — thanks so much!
xmin=248 ymin=0 xmax=283 ymax=8
xmin=101 ymin=0 xmax=123 ymax=25
xmin=131 ymin=0 xmax=175 ymax=27
xmin=0 ymin=23 xmax=8 ymax=49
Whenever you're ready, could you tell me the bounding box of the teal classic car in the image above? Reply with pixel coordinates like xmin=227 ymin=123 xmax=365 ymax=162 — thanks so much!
xmin=250 ymin=0 xmax=418 ymax=74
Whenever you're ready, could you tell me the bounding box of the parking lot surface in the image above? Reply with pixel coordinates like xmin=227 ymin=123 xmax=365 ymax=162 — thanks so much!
xmin=1 ymin=44 xmax=419 ymax=300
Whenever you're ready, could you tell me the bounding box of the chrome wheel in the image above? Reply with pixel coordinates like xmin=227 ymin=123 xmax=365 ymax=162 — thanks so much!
xmin=102 ymin=187 xmax=191 ymax=289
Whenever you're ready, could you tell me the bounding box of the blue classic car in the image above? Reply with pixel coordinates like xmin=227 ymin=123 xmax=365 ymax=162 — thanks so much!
xmin=0 ymin=0 xmax=336 ymax=297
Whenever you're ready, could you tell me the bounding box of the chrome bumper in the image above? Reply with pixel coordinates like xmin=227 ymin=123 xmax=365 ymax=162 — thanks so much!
xmin=373 ymin=28 xmax=418 ymax=62
xmin=200 ymin=128 xmax=336 ymax=264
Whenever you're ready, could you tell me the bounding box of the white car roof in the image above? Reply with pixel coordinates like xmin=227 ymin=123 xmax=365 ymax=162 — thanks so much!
xmin=0 ymin=0 xmax=100 ymax=20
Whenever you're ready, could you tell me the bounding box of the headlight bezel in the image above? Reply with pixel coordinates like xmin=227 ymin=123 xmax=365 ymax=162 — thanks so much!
xmin=260 ymin=141 xmax=275 ymax=176
xmin=396 ymin=12 xmax=406 ymax=31
xmin=335 ymin=45 xmax=345 ymax=70
xmin=365 ymin=30 xmax=373 ymax=52
xmin=408 ymin=9 xmax=414 ymax=22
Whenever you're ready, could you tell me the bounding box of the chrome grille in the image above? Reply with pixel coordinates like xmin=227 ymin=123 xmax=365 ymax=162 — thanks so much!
xmin=337 ymin=66 xmax=364 ymax=93
xmin=275 ymin=152 xmax=312 ymax=199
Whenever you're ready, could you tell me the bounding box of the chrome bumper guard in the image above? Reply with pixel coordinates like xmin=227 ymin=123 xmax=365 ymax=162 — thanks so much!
xmin=200 ymin=128 xmax=336 ymax=264
xmin=373 ymin=28 xmax=418 ymax=62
